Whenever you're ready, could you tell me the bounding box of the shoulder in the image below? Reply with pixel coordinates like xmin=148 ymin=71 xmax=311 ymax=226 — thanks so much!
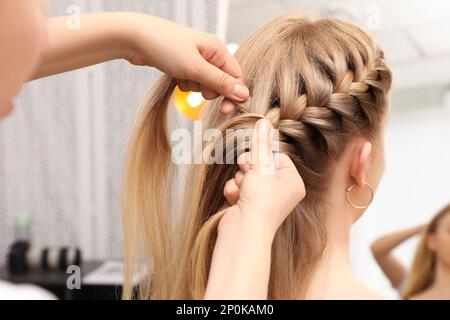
xmin=349 ymin=282 xmax=384 ymax=300
xmin=340 ymin=276 xmax=384 ymax=300
xmin=323 ymin=278 xmax=384 ymax=300
xmin=408 ymin=289 xmax=434 ymax=300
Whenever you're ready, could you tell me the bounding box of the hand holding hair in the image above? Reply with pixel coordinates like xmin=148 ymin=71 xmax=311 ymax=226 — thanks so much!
xmin=204 ymin=119 xmax=305 ymax=300
xmin=33 ymin=12 xmax=249 ymax=114
xmin=222 ymin=119 xmax=306 ymax=237
xmin=122 ymin=14 xmax=249 ymax=113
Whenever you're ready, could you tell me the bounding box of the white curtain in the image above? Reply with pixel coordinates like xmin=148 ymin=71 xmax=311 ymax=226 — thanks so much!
xmin=0 ymin=0 xmax=223 ymax=264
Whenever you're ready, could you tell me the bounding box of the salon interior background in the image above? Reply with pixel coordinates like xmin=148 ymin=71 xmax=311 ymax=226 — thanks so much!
xmin=1 ymin=0 xmax=450 ymax=298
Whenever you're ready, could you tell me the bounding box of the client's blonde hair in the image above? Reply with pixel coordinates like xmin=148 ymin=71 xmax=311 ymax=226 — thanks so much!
xmin=122 ymin=12 xmax=392 ymax=299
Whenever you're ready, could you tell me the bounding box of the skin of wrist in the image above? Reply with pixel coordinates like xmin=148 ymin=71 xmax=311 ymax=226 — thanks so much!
xmin=218 ymin=206 xmax=277 ymax=245
xmin=105 ymin=12 xmax=151 ymax=62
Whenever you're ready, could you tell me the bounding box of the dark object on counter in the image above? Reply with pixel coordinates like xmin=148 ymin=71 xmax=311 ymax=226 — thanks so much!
xmin=7 ymin=241 xmax=30 ymax=274
xmin=7 ymin=241 xmax=82 ymax=274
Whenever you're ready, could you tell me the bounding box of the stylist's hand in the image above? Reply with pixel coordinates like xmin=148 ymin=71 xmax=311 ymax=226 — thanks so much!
xmin=221 ymin=119 xmax=306 ymax=237
xmin=205 ymin=119 xmax=304 ymax=299
xmin=123 ymin=14 xmax=248 ymax=113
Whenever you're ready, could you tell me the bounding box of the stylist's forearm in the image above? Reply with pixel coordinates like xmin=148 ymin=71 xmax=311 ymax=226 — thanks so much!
xmin=31 ymin=12 xmax=133 ymax=79
xmin=205 ymin=214 xmax=275 ymax=300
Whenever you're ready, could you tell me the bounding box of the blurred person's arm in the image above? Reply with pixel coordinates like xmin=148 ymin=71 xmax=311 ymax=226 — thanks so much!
xmin=370 ymin=225 xmax=425 ymax=289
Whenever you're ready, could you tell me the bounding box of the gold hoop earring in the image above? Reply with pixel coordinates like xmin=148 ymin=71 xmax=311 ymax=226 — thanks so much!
xmin=345 ymin=182 xmax=374 ymax=209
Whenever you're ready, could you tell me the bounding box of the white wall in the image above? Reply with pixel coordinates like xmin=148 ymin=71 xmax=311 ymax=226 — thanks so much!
xmin=351 ymin=105 xmax=450 ymax=299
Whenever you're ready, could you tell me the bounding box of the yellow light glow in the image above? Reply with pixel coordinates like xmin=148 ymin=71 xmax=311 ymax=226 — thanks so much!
xmin=173 ymin=86 xmax=206 ymax=121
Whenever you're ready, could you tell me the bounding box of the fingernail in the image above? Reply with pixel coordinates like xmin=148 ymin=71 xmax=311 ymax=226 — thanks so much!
xmin=232 ymin=83 xmax=249 ymax=100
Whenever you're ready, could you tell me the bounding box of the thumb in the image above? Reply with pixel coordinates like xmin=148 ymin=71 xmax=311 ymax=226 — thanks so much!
xmin=251 ymin=119 xmax=275 ymax=175
xmin=274 ymin=153 xmax=298 ymax=171
xmin=193 ymin=59 xmax=249 ymax=102
xmin=274 ymin=153 xmax=306 ymax=198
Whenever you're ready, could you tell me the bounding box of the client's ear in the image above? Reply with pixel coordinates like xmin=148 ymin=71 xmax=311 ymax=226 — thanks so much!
xmin=350 ymin=140 xmax=372 ymax=187
xmin=426 ymin=233 xmax=437 ymax=252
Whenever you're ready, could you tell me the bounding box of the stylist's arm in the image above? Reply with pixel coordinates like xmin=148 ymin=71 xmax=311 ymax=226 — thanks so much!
xmin=32 ymin=12 xmax=248 ymax=113
xmin=204 ymin=119 xmax=306 ymax=300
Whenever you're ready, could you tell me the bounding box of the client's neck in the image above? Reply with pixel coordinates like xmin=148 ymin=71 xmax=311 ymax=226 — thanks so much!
xmin=430 ymin=260 xmax=450 ymax=297
xmin=304 ymin=204 xmax=356 ymax=299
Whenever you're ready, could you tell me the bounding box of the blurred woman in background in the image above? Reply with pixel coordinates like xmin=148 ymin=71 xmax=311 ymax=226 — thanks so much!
xmin=371 ymin=204 xmax=450 ymax=299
